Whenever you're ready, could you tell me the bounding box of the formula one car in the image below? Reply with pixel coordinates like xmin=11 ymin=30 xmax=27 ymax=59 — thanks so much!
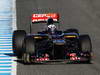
xmin=12 ymin=13 xmax=93 ymax=64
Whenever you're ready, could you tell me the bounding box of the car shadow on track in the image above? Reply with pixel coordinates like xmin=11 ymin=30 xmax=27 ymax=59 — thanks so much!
xmin=4 ymin=53 xmax=92 ymax=65
xmin=14 ymin=59 xmax=92 ymax=65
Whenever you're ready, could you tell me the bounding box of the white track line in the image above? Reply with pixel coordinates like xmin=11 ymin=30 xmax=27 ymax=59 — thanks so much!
xmin=0 ymin=44 xmax=12 ymax=45
xmin=12 ymin=0 xmax=17 ymax=75
xmin=0 ymin=52 xmax=13 ymax=53
xmin=0 ymin=57 xmax=12 ymax=59
xmin=0 ymin=64 xmax=12 ymax=66
xmin=12 ymin=0 xmax=17 ymax=31
xmin=0 ymin=65 xmax=11 ymax=69
xmin=0 ymin=39 xmax=12 ymax=40
xmin=0 ymin=49 xmax=12 ymax=50
xmin=0 ymin=61 xmax=13 ymax=63
xmin=0 ymin=54 xmax=12 ymax=56
xmin=0 ymin=71 xmax=11 ymax=73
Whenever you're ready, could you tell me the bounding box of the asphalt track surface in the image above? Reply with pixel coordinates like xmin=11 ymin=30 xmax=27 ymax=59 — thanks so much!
xmin=16 ymin=0 xmax=100 ymax=75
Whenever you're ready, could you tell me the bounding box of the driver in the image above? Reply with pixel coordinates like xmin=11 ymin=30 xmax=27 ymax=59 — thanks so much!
xmin=47 ymin=18 xmax=56 ymax=34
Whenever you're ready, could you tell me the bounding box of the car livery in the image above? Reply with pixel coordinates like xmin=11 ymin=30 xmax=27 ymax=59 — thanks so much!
xmin=12 ymin=13 xmax=93 ymax=64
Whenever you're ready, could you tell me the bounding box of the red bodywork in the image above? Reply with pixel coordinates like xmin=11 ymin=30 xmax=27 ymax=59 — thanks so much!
xmin=32 ymin=13 xmax=59 ymax=23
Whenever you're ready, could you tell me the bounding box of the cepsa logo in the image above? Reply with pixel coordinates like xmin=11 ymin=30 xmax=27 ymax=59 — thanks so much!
xmin=32 ymin=14 xmax=58 ymax=18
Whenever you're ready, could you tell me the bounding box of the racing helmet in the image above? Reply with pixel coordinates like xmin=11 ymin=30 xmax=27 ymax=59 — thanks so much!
xmin=47 ymin=18 xmax=54 ymax=25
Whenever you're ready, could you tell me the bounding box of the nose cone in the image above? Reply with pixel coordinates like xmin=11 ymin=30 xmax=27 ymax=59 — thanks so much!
xmin=53 ymin=39 xmax=66 ymax=45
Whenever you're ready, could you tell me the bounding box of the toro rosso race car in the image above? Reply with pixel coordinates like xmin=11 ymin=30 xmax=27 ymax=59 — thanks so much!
xmin=13 ymin=13 xmax=93 ymax=64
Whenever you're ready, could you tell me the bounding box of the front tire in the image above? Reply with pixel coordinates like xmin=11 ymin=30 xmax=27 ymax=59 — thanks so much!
xmin=22 ymin=53 xmax=31 ymax=64
xmin=12 ymin=30 xmax=26 ymax=58
xmin=79 ymin=35 xmax=92 ymax=63
xmin=22 ymin=36 xmax=36 ymax=64
xmin=24 ymin=36 xmax=35 ymax=54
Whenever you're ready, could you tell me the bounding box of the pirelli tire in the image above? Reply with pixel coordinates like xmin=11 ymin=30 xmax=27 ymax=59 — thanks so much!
xmin=22 ymin=36 xmax=35 ymax=63
xmin=64 ymin=28 xmax=79 ymax=35
xmin=24 ymin=36 xmax=35 ymax=54
xmin=22 ymin=53 xmax=31 ymax=64
xmin=79 ymin=35 xmax=92 ymax=63
xmin=12 ymin=30 xmax=26 ymax=58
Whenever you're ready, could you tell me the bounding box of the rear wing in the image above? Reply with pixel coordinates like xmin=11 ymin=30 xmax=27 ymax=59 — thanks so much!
xmin=31 ymin=13 xmax=59 ymax=23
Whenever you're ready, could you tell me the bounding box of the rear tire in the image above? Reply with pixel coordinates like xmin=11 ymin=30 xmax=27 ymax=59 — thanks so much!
xmin=12 ymin=30 xmax=26 ymax=58
xmin=79 ymin=35 xmax=92 ymax=63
